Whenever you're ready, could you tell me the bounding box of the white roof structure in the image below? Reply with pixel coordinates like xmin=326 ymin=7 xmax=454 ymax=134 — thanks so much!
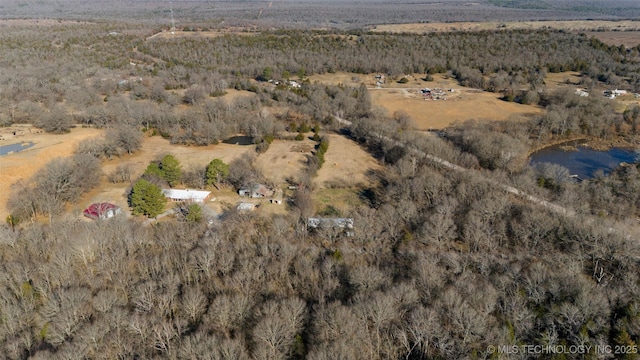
xmin=162 ymin=189 xmax=211 ymax=203
xmin=237 ymin=202 xmax=255 ymax=211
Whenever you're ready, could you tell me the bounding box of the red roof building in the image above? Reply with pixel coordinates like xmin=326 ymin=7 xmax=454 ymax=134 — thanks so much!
xmin=83 ymin=202 xmax=121 ymax=220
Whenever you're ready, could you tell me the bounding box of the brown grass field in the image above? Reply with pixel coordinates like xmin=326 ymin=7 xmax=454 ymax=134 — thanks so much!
xmin=254 ymin=137 xmax=317 ymax=185
xmin=147 ymin=28 xmax=259 ymax=41
xmin=0 ymin=126 xmax=103 ymax=217
xmin=313 ymin=133 xmax=382 ymax=189
xmin=586 ymin=31 xmax=640 ymax=47
xmin=309 ymin=72 xmax=543 ymax=129
xmin=369 ymin=20 xmax=640 ymax=34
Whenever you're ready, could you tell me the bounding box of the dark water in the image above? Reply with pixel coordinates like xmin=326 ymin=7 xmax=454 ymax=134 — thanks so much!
xmin=222 ymin=136 xmax=254 ymax=145
xmin=529 ymin=143 xmax=640 ymax=179
xmin=0 ymin=142 xmax=35 ymax=156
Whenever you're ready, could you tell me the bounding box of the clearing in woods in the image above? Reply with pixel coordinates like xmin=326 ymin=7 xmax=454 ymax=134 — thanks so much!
xmin=74 ymin=135 xmax=257 ymax=216
xmin=586 ymin=31 xmax=640 ymax=47
xmin=254 ymin=137 xmax=317 ymax=185
xmin=368 ymin=20 xmax=640 ymax=34
xmin=307 ymin=72 xmax=543 ymax=129
xmin=313 ymin=133 xmax=382 ymax=189
xmin=311 ymin=133 xmax=382 ymax=214
xmin=0 ymin=126 xmax=102 ymax=218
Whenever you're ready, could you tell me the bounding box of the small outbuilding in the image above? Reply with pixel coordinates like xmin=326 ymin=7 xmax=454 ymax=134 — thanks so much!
xmin=83 ymin=202 xmax=121 ymax=220
xmin=162 ymin=189 xmax=213 ymax=203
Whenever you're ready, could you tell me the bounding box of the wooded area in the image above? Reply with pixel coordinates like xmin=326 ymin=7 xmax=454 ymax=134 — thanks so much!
xmin=1 ymin=6 xmax=640 ymax=358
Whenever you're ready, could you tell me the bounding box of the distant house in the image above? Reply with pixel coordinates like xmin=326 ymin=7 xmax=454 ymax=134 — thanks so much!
xmin=84 ymin=202 xmax=121 ymax=220
xmin=604 ymin=89 xmax=628 ymax=98
xmin=162 ymin=189 xmax=213 ymax=203
xmin=307 ymin=217 xmax=354 ymax=236
xmin=239 ymin=184 xmax=273 ymax=198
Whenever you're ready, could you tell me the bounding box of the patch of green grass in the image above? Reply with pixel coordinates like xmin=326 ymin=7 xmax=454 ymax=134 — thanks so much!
xmin=312 ymin=188 xmax=363 ymax=214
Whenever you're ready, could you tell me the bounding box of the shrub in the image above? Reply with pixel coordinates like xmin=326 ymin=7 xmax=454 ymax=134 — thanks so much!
xmin=295 ymin=132 xmax=304 ymax=141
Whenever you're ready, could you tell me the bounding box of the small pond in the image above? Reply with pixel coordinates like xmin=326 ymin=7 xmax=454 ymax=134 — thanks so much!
xmin=0 ymin=142 xmax=35 ymax=156
xmin=222 ymin=136 xmax=254 ymax=145
xmin=529 ymin=142 xmax=640 ymax=179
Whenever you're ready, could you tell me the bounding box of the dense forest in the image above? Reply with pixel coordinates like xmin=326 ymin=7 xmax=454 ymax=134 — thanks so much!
xmin=1 ymin=15 xmax=640 ymax=359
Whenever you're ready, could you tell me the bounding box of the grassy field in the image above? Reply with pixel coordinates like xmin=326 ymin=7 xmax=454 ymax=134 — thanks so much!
xmin=313 ymin=133 xmax=382 ymax=188
xmin=254 ymin=137 xmax=316 ymax=185
xmin=0 ymin=125 xmax=103 ymax=217
xmin=369 ymin=20 xmax=640 ymax=34
xmin=308 ymin=72 xmax=544 ymax=129
xmin=586 ymin=31 xmax=640 ymax=47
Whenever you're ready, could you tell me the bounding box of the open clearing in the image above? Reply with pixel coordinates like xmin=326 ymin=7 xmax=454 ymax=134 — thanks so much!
xmin=309 ymin=72 xmax=542 ymax=129
xmin=147 ymin=28 xmax=258 ymax=41
xmin=0 ymin=126 xmax=102 ymax=217
xmin=254 ymin=137 xmax=316 ymax=185
xmin=586 ymin=31 xmax=640 ymax=47
xmin=75 ymin=135 xmax=256 ymax=216
xmin=369 ymin=20 xmax=640 ymax=34
xmin=314 ymin=134 xmax=382 ymax=188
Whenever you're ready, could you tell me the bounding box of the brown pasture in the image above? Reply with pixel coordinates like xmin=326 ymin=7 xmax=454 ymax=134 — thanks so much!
xmin=254 ymin=137 xmax=317 ymax=185
xmin=369 ymin=20 xmax=640 ymax=34
xmin=0 ymin=126 xmax=102 ymax=218
xmin=586 ymin=31 xmax=640 ymax=47
xmin=313 ymin=133 xmax=382 ymax=189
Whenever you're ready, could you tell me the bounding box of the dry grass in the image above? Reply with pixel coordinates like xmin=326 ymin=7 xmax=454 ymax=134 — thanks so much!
xmin=0 ymin=126 xmax=102 ymax=217
xmin=586 ymin=31 xmax=640 ymax=47
xmin=307 ymin=72 xmax=368 ymax=86
xmin=369 ymin=21 xmax=640 ymax=34
xmin=372 ymin=74 xmax=542 ymax=129
xmin=313 ymin=134 xmax=382 ymax=189
xmin=308 ymin=72 xmax=543 ymax=129
xmin=147 ymin=29 xmax=259 ymax=41
xmin=254 ymin=137 xmax=316 ymax=185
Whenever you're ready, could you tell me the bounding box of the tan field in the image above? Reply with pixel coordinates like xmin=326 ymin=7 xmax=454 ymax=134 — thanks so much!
xmin=370 ymin=86 xmax=542 ymax=129
xmin=369 ymin=20 xmax=640 ymax=34
xmin=0 ymin=126 xmax=103 ymax=217
xmin=314 ymin=134 xmax=382 ymax=188
xmin=309 ymin=72 xmax=542 ymax=129
xmin=147 ymin=28 xmax=259 ymax=41
xmin=254 ymin=137 xmax=316 ymax=185
xmin=544 ymin=71 xmax=582 ymax=88
xmin=586 ymin=31 xmax=640 ymax=47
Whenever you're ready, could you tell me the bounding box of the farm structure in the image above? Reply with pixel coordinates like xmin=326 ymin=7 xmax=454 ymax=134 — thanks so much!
xmin=307 ymin=217 xmax=355 ymax=236
xmin=239 ymin=184 xmax=273 ymax=198
xmin=604 ymin=89 xmax=628 ymax=99
xmin=83 ymin=202 xmax=121 ymax=220
xmin=420 ymin=88 xmax=448 ymax=100
xmin=162 ymin=189 xmax=213 ymax=203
